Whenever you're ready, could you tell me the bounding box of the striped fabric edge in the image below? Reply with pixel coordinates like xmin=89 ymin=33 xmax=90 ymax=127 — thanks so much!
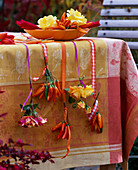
xmin=50 ymin=144 xmax=122 ymax=157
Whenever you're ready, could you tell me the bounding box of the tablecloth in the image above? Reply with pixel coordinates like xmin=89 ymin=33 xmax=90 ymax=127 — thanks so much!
xmin=0 ymin=33 xmax=137 ymax=169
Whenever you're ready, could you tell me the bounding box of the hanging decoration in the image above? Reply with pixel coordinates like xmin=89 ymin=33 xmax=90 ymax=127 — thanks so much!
xmin=32 ymin=44 xmax=62 ymax=101
xmin=64 ymin=40 xmax=104 ymax=133
xmin=18 ymin=44 xmax=47 ymax=128
xmin=52 ymin=42 xmax=71 ymax=159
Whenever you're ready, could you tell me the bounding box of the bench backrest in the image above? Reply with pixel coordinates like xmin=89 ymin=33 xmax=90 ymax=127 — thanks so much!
xmin=97 ymin=0 xmax=138 ymax=50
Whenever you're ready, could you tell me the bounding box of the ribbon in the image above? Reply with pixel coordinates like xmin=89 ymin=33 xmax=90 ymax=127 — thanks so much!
xmin=32 ymin=67 xmax=46 ymax=82
xmin=60 ymin=42 xmax=66 ymax=104
xmin=41 ymin=43 xmax=48 ymax=66
xmin=88 ymin=100 xmax=99 ymax=120
xmin=88 ymin=40 xmax=96 ymax=99
xmin=32 ymin=43 xmax=48 ymax=82
xmin=72 ymin=41 xmax=86 ymax=88
xmin=21 ymin=44 xmax=32 ymax=112
xmin=74 ymin=39 xmax=97 ymax=98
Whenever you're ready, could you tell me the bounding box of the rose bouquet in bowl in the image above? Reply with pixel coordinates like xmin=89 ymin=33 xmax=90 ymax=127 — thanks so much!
xmin=16 ymin=8 xmax=100 ymax=40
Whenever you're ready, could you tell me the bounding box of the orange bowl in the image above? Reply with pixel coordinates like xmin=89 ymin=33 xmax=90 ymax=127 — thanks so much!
xmin=24 ymin=28 xmax=89 ymax=40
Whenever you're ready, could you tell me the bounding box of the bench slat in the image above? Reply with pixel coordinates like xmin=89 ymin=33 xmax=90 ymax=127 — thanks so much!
xmin=103 ymin=0 xmax=138 ymax=7
xmin=100 ymin=20 xmax=138 ymax=28
xmin=97 ymin=30 xmax=138 ymax=39
xmin=101 ymin=9 xmax=138 ymax=17
xmin=126 ymin=42 xmax=138 ymax=49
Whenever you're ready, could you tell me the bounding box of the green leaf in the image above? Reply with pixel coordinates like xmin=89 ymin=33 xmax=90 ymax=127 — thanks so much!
xmin=24 ymin=109 xmax=31 ymax=116
xmin=33 ymin=110 xmax=38 ymax=117
xmin=68 ymin=96 xmax=76 ymax=103
xmin=20 ymin=104 xmax=23 ymax=109
xmin=33 ymin=103 xmax=39 ymax=109
xmin=90 ymin=92 xmax=94 ymax=96
xmin=72 ymin=103 xmax=77 ymax=108
xmin=64 ymin=88 xmax=69 ymax=92
xmin=23 ymin=104 xmax=31 ymax=110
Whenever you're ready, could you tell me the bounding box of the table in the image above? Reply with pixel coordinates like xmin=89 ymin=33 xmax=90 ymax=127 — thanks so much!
xmin=0 ymin=33 xmax=137 ymax=170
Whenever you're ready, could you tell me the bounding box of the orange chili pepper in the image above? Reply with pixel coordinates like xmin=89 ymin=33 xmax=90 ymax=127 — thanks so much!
xmin=55 ymin=80 xmax=63 ymax=94
xmin=61 ymin=122 xmax=65 ymax=132
xmin=70 ymin=25 xmax=77 ymax=29
xmin=26 ymin=40 xmax=42 ymax=44
xmin=39 ymin=91 xmax=45 ymax=99
xmin=64 ymin=20 xmax=71 ymax=27
xmin=47 ymin=85 xmax=53 ymax=101
xmin=79 ymin=22 xmax=90 ymax=28
xmin=47 ymin=82 xmax=50 ymax=87
xmin=48 ymin=26 xmax=60 ymax=29
xmin=101 ymin=115 xmax=104 ymax=128
xmin=32 ymin=86 xmax=45 ymax=97
xmin=71 ymin=21 xmax=78 ymax=25
xmin=94 ymin=122 xmax=98 ymax=131
xmin=97 ymin=125 xmax=101 ymax=133
xmin=40 ymin=83 xmax=46 ymax=87
xmin=52 ymin=122 xmax=62 ymax=132
xmin=92 ymin=114 xmax=97 ymax=126
xmin=62 ymin=126 xmax=68 ymax=139
xmin=59 ymin=24 xmax=66 ymax=30
xmin=77 ymin=27 xmax=89 ymax=34
xmin=65 ymin=125 xmax=71 ymax=139
xmin=57 ymin=128 xmax=64 ymax=140
xmin=62 ymin=126 xmax=71 ymax=159
xmin=53 ymin=86 xmax=58 ymax=102
xmin=56 ymin=20 xmax=60 ymax=25
xmin=60 ymin=12 xmax=66 ymax=22
xmin=64 ymin=107 xmax=67 ymax=124
xmin=57 ymin=122 xmax=65 ymax=140
xmin=42 ymin=40 xmax=54 ymax=43
xmin=97 ymin=113 xmax=102 ymax=129
xmin=47 ymin=95 xmax=50 ymax=101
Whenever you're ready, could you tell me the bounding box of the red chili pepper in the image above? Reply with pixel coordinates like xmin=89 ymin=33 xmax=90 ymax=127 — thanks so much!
xmin=6 ymin=34 xmax=15 ymax=39
xmin=2 ymin=38 xmax=15 ymax=44
xmin=0 ymin=33 xmax=7 ymax=39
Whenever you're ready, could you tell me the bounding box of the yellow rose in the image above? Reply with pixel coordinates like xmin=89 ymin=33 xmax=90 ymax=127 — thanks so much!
xmin=85 ymin=105 xmax=91 ymax=114
xmin=81 ymin=85 xmax=94 ymax=98
xmin=67 ymin=8 xmax=87 ymax=26
xmin=77 ymin=100 xmax=85 ymax=109
xmin=37 ymin=15 xmax=57 ymax=29
xmin=69 ymin=86 xmax=83 ymax=100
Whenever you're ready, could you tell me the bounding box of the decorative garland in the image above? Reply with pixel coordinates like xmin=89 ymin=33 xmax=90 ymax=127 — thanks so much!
xmin=18 ymin=40 xmax=103 ymax=158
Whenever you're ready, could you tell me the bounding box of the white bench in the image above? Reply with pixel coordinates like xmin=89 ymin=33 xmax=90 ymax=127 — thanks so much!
xmin=97 ymin=0 xmax=138 ymax=50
